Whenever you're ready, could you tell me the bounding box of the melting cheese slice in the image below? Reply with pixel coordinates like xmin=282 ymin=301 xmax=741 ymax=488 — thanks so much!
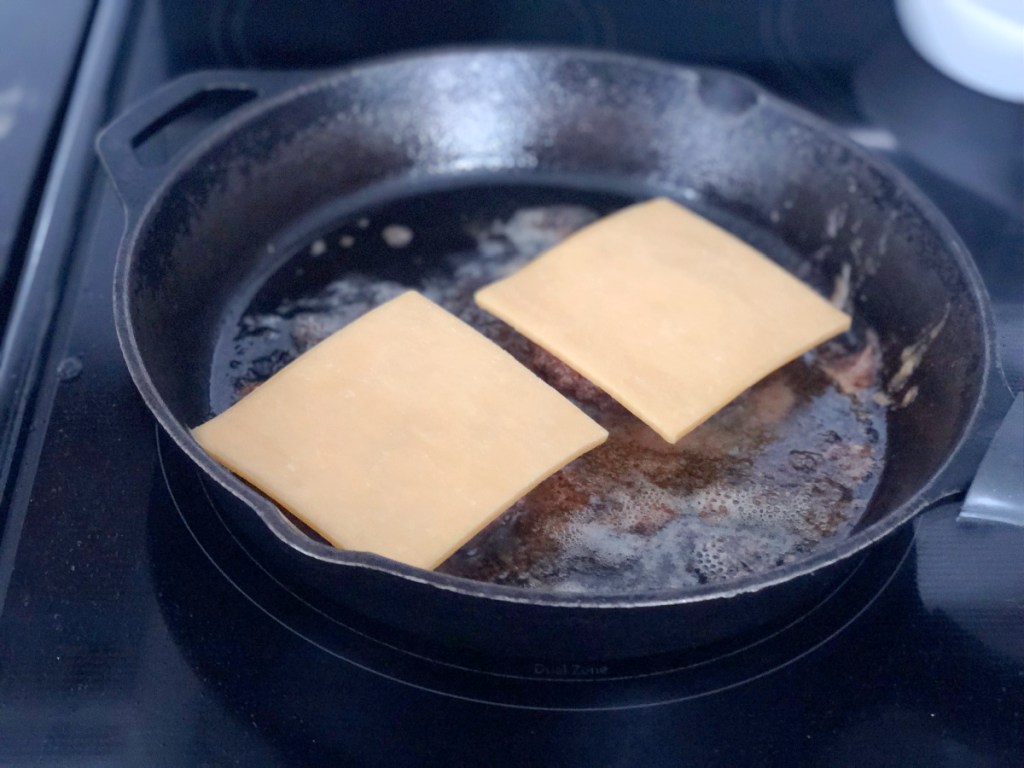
xmin=193 ymin=291 xmax=607 ymax=570
xmin=475 ymin=198 xmax=851 ymax=443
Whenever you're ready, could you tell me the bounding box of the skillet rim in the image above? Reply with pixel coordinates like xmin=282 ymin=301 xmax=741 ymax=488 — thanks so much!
xmin=104 ymin=45 xmax=1000 ymax=609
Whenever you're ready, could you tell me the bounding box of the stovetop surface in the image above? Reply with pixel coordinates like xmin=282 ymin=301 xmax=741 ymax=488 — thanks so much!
xmin=0 ymin=0 xmax=1021 ymax=765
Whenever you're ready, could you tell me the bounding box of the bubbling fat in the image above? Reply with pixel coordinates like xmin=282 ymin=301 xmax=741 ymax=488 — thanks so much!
xmin=227 ymin=205 xmax=887 ymax=594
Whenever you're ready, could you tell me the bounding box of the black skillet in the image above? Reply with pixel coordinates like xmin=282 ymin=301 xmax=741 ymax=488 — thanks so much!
xmin=96 ymin=49 xmax=1004 ymax=663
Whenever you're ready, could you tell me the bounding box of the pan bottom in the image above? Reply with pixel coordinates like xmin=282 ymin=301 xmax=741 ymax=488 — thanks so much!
xmin=208 ymin=179 xmax=888 ymax=595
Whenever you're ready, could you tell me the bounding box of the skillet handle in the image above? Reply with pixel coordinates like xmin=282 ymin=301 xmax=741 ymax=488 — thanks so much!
xmin=958 ymin=393 xmax=1024 ymax=527
xmin=919 ymin=358 xmax=1017 ymax=520
xmin=95 ymin=69 xmax=305 ymax=219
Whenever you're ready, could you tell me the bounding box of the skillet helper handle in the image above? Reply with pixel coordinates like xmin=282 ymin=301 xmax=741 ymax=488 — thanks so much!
xmin=96 ymin=70 xmax=303 ymax=219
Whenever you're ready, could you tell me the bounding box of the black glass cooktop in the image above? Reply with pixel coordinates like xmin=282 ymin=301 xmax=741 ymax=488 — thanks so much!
xmin=0 ymin=0 xmax=1021 ymax=765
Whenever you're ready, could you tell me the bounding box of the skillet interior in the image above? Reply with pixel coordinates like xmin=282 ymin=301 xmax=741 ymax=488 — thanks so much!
xmin=208 ymin=180 xmax=889 ymax=594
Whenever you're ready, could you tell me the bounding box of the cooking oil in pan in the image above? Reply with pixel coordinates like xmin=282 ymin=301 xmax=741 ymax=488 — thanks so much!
xmin=215 ymin=185 xmax=887 ymax=594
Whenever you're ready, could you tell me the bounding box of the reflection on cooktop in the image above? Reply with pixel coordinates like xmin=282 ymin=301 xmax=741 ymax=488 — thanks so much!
xmin=164 ymin=0 xmax=616 ymax=69
xmin=154 ymin=427 xmax=916 ymax=709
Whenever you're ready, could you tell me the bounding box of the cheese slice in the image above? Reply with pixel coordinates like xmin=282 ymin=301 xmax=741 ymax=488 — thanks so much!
xmin=475 ymin=198 xmax=851 ymax=443
xmin=193 ymin=291 xmax=607 ymax=570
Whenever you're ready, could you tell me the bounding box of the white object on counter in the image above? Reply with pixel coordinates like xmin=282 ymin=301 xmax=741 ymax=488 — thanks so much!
xmin=896 ymin=0 xmax=1024 ymax=102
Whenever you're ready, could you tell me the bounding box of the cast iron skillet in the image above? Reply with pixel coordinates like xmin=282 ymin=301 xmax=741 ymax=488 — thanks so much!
xmin=97 ymin=49 xmax=1002 ymax=664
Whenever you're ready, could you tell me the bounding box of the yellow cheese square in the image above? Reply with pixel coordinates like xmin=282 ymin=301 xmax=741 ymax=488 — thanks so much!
xmin=193 ymin=291 xmax=607 ymax=570
xmin=475 ymin=198 xmax=851 ymax=443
